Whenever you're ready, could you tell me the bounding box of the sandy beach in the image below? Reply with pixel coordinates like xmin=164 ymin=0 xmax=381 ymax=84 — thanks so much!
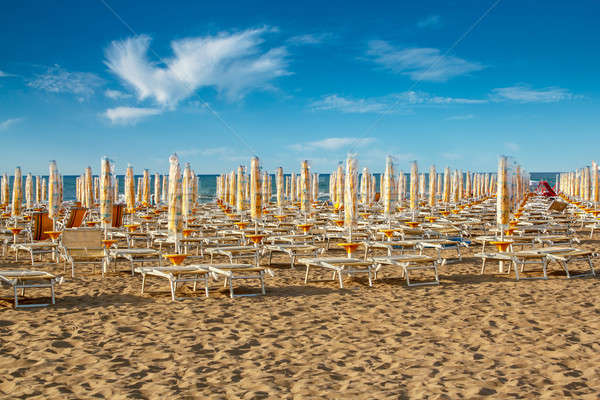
xmin=2 ymin=237 xmax=600 ymax=399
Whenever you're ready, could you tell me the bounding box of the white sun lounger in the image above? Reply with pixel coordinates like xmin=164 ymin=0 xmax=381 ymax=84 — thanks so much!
xmin=373 ymin=255 xmax=439 ymax=286
xmin=134 ymin=265 xmax=210 ymax=301
xmin=297 ymin=257 xmax=374 ymax=288
xmin=0 ymin=270 xmax=63 ymax=308
xmin=203 ymin=263 xmax=271 ymax=298
xmin=264 ymin=244 xmax=320 ymax=268
xmin=205 ymin=246 xmax=260 ymax=265
xmin=108 ymin=248 xmax=162 ymax=276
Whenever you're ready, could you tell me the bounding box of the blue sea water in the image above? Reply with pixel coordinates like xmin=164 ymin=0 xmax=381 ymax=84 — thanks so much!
xmin=10 ymin=172 xmax=556 ymax=202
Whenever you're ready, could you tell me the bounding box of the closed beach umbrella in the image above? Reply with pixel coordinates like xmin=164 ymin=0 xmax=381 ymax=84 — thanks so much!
xmin=262 ymin=171 xmax=269 ymax=206
xmin=125 ymin=166 xmax=135 ymax=213
xmin=237 ymin=166 xmax=245 ymax=213
xmin=35 ymin=176 xmax=41 ymax=205
xmin=360 ymin=167 xmax=370 ymax=205
xmin=182 ymin=163 xmax=194 ymax=222
xmin=397 ymin=170 xmax=405 ymax=206
xmin=1 ymin=174 xmax=9 ymax=206
xmin=336 ymin=164 xmax=344 ymax=209
xmin=276 ymin=167 xmax=284 ymax=210
xmin=100 ymin=157 xmax=112 ymax=231
xmin=383 ymin=156 xmax=394 ymax=218
xmin=443 ymin=167 xmax=450 ymax=204
xmin=289 ymin=172 xmax=296 ymax=203
xmin=410 ymin=161 xmax=419 ymax=212
xmin=162 ymin=175 xmax=168 ymax=204
xmin=41 ymin=178 xmax=47 ymax=202
xmin=344 ymin=155 xmax=358 ymax=230
xmin=496 ymin=156 xmax=509 ymax=229
xmin=312 ymin=173 xmax=319 ymax=203
xmin=11 ymin=167 xmax=22 ymax=217
xmin=300 ymin=160 xmax=311 ymax=216
xmin=592 ymin=161 xmax=598 ymax=204
xmin=429 ymin=165 xmax=436 ymax=208
xmin=113 ymin=175 xmax=119 ymax=203
xmin=154 ymin=173 xmax=161 ymax=205
xmin=25 ymin=173 xmax=33 ymax=209
xmin=142 ymin=169 xmax=150 ymax=205
xmin=329 ymin=172 xmax=335 ymax=204
xmin=167 ymin=154 xmax=183 ymax=247
xmin=84 ymin=167 xmax=93 ymax=208
xmin=250 ymin=156 xmax=262 ymax=222
xmin=465 ymin=172 xmax=472 ymax=199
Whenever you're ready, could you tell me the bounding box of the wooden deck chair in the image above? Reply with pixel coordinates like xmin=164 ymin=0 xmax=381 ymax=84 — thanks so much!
xmin=12 ymin=212 xmax=58 ymax=265
xmin=63 ymin=207 xmax=87 ymax=229
xmin=112 ymin=204 xmax=124 ymax=228
xmin=59 ymin=228 xmax=106 ymax=277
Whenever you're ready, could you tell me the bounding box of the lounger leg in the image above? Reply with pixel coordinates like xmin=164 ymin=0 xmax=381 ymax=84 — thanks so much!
xmin=543 ymin=259 xmax=548 ymax=279
xmin=141 ymin=274 xmax=146 ymax=294
xmin=229 ymin=278 xmax=234 ymax=299
xmin=480 ymin=258 xmax=486 ymax=275
xmin=14 ymin=285 xmax=18 ymax=308
xmin=405 ymin=267 xmax=410 ymax=286
xmin=268 ymin=251 xmax=273 ymax=265
xmin=51 ymin=282 xmax=55 ymax=305
xmin=71 ymin=261 xmax=75 ymax=278
xmin=260 ymin=272 xmax=266 ymax=294
xmin=562 ymin=261 xmax=571 ymax=278
xmin=304 ymin=265 xmax=310 ymax=284
xmin=367 ymin=267 xmax=372 ymax=287
xmin=434 ymin=263 xmax=439 ymax=284
xmin=338 ymin=269 xmax=344 ymax=288
xmin=204 ymin=275 xmax=209 ymax=297
xmin=170 ymin=281 xmax=176 ymax=301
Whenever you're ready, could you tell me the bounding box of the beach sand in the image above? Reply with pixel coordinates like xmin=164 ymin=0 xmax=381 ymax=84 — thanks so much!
xmin=2 ymin=240 xmax=600 ymax=399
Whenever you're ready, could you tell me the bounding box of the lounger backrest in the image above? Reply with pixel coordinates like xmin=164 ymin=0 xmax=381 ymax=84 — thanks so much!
xmin=112 ymin=204 xmax=124 ymax=228
xmin=65 ymin=207 xmax=87 ymax=228
xmin=31 ymin=212 xmax=53 ymax=241
xmin=62 ymin=228 xmax=102 ymax=249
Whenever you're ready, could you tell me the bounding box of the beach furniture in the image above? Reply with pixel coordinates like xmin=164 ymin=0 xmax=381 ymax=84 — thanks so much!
xmin=298 ymin=256 xmax=374 ymax=288
xmin=372 ymin=254 xmax=439 ymax=286
xmin=544 ymin=248 xmax=596 ymax=278
xmin=59 ymin=228 xmax=106 ymax=277
xmin=12 ymin=212 xmax=59 ymax=265
xmin=0 ymin=270 xmax=62 ymax=308
xmin=134 ymin=265 xmax=210 ymax=301
xmin=59 ymin=206 xmax=87 ymax=229
xmin=205 ymin=263 xmax=270 ymax=298
xmin=108 ymin=248 xmax=162 ymax=276
xmin=264 ymin=243 xmax=320 ymax=268
xmin=205 ymin=245 xmax=260 ymax=265
xmin=417 ymin=239 xmax=467 ymax=265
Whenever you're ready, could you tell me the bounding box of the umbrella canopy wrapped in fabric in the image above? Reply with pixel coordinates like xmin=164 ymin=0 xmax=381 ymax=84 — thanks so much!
xmin=25 ymin=173 xmax=33 ymax=209
xmin=48 ymin=160 xmax=60 ymax=225
xmin=289 ymin=172 xmax=296 ymax=204
xmin=84 ymin=167 xmax=93 ymax=208
xmin=261 ymin=171 xmax=269 ymax=206
xmin=496 ymin=156 xmax=510 ymax=228
xmin=230 ymin=171 xmax=237 ymax=207
xmin=162 ymin=175 xmax=168 ymax=204
xmin=11 ymin=167 xmax=22 ymax=217
xmin=397 ymin=170 xmax=405 ymax=206
xmin=452 ymin=170 xmax=459 ymax=204
xmin=168 ymin=154 xmax=183 ymax=246
xmin=237 ymin=166 xmax=245 ymax=213
xmin=113 ymin=175 xmax=119 ymax=203
xmin=344 ymin=155 xmax=358 ymax=229
xmin=465 ymin=172 xmax=471 ymax=199
xmin=409 ymin=161 xmax=419 ymax=212
xmin=335 ymin=164 xmax=344 ymax=209
xmin=329 ymin=172 xmax=335 ymax=205
xmin=100 ymin=157 xmax=113 ymax=231
xmin=41 ymin=178 xmax=47 ymax=202
xmin=360 ymin=167 xmax=370 ymax=205
xmin=142 ymin=169 xmax=150 ymax=205
xmin=1 ymin=173 xmax=9 ymax=206
xmin=300 ymin=160 xmax=311 ymax=216
xmin=442 ymin=167 xmax=450 ymax=204
xmin=428 ymin=165 xmax=436 ymax=208
xmin=383 ymin=156 xmax=394 ymax=218
xmin=312 ymin=173 xmax=319 ymax=203
xmin=592 ymin=161 xmax=598 ymax=204
xmin=250 ymin=156 xmax=262 ymax=222
xmin=276 ymin=167 xmax=284 ymax=210
xmin=35 ymin=176 xmax=41 ymax=205
xmin=182 ymin=163 xmax=193 ymax=223
xmin=154 ymin=173 xmax=161 ymax=205
xmin=125 ymin=165 xmax=135 ymax=213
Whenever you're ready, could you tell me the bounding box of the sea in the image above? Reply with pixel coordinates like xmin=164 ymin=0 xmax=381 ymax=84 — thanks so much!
xmin=7 ymin=172 xmax=559 ymax=202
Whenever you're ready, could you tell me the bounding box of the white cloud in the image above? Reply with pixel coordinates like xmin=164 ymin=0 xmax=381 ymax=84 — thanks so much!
xmin=310 ymin=94 xmax=390 ymax=114
xmin=310 ymin=91 xmax=486 ymax=114
xmin=27 ymin=65 xmax=103 ymax=98
xmin=104 ymin=89 xmax=132 ymax=100
xmin=491 ymin=85 xmax=576 ymax=103
xmin=103 ymin=106 xmax=161 ymax=125
xmin=0 ymin=70 xmax=17 ymax=78
xmin=366 ymin=40 xmax=484 ymax=82
xmin=290 ymin=137 xmax=376 ymax=152
xmin=417 ymin=15 xmax=441 ymax=29
xmin=104 ymin=28 xmax=289 ymax=108
xmin=504 ymin=142 xmax=520 ymax=152
xmin=0 ymin=118 xmax=23 ymax=130
xmin=287 ymin=33 xmax=333 ymax=45
xmin=446 ymin=114 xmax=475 ymax=120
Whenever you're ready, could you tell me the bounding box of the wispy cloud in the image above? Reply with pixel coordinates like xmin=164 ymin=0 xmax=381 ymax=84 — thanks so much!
xmin=104 ymin=28 xmax=290 ymax=108
xmin=310 ymin=91 xmax=486 ymax=114
xmin=442 ymin=152 xmax=462 ymax=160
xmin=491 ymin=85 xmax=577 ymax=103
xmin=27 ymin=64 xmax=103 ymax=99
xmin=0 ymin=70 xmax=17 ymax=78
xmin=290 ymin=137 xmax=376 ymax=152
xmin=287 ymin=33 xmax=334 ymax=45
xmin=446 ymin=114 xmax=475 ymax=120
xmin=310 ymin=94 xmax=390 ymax=114
xmin=103 ymin=107 xmax=161 ymax=125
xmin=0 ymin=118 xmax=23 ymax=130
xmin=104 ymin=89 xmax=132 ymax=100
xmin=366 ymin=40 xmax=484 ymax=82
xmin=417 ymin=15 xmax=441 ymax=29
xmin=504 ymin=142 xmax=520 ymax=152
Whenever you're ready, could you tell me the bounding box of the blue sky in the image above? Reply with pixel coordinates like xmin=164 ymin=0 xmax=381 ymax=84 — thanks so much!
xmin=1 ymin=0 xmax=599 ymax=174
